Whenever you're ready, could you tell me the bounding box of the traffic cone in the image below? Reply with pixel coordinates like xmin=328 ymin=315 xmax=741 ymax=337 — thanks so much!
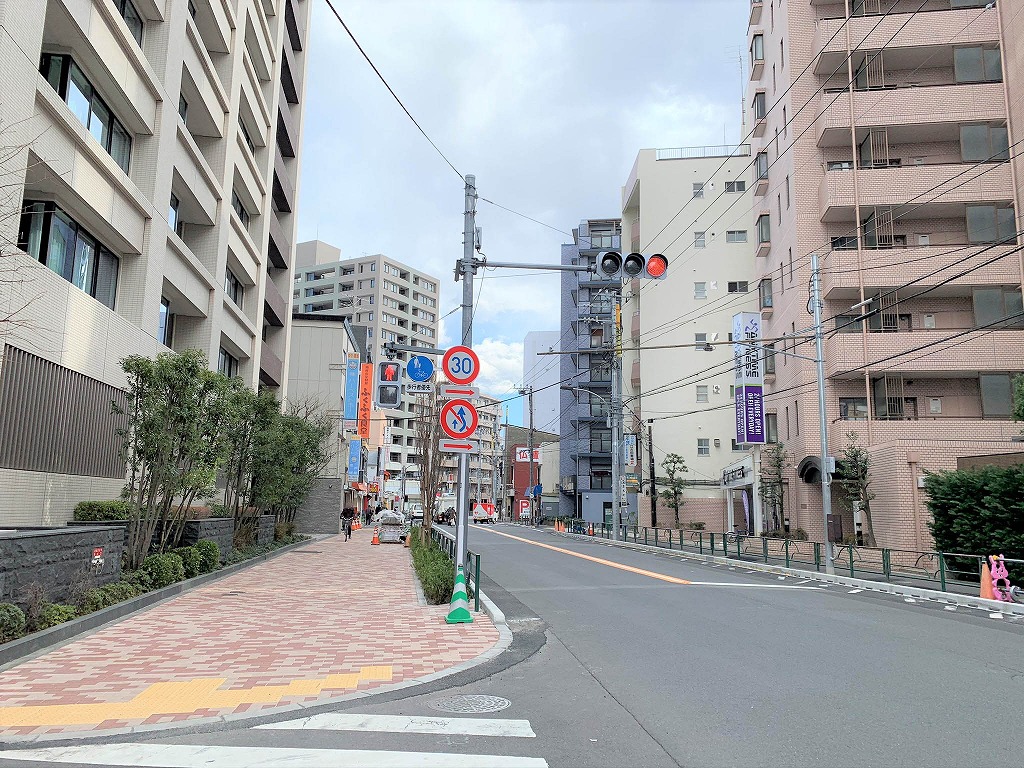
xmin=371 ymin=526 xmax=380 ymax=545
xmin=445 ymin=566 xmax=473 ymax=624
xmin=588 ymin=522 xmax=594 ymax=536
xmin=980 ymin=561 xmax=994 ymax=600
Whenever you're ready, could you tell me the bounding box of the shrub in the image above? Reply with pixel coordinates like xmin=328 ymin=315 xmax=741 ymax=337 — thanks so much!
xmin=73 ymin=500 xmax=131 ymax=522
xmin=17 ymin=582 xmax=48 ymax=631
xmin=98 ymin=581 xmax=141 ymax=606
xmin=409 ymin=532 xmax=455 ymax=605
xmin=172 ymin=546 xmax=203 ymax=579
xmin=32 ymin=603 xmax=78 ymax=631
xmin=689 ymin=521 xmax=706 ymax=531
xmin=123 ymin=569 xmax=153 ymax=593
xmin=0 ymin=603 xmax=27 ymax=643
xmin=78 ymin=588 xmax=106 ymax=615
xmin=793 ymin=528 xmax=809 ymax=541
xmin=195 ymin=540 xmax=220 ymax=573
xmin=275 ymin=521 xmax=296 ymax=541
xmin=141 ymin=553 xmax=185 ymax=589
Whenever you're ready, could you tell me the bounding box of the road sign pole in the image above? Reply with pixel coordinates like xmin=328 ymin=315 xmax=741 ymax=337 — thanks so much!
xmin=455 ymin=174 xmax=476 ymax=576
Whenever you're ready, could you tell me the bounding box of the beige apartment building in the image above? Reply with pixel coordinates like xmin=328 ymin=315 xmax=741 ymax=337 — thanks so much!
xmin=621 ymin=146 xmax=758 ymax=531
xmin=746 ymin=0 xmax=1024 ymax=549
xmin=0 ymin=0 xmax=310 ymax=525
xmin=292 ymin=241 xmax=441 ymax=477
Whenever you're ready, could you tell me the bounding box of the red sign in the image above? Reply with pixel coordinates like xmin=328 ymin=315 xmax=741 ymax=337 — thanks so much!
xmin=442 ymin=346 xmax=480 ymax=386
xmin=357 ymin=363 xmax=373 ymax=439
xmin=517 ymin=499 xmax=531 ymax=518
xmin=439 ymin=398 xmax=479 ymax=440
xmin=92 ymin=547 xmax=104 ymax=558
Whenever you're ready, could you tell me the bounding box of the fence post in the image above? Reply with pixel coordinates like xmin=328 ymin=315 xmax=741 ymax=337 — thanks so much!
xmin=883 ymin=549 xmax=891 ymax=582
xmin=735 ymin=536 xmax=741 ymax=559
xmin=668 ymin=530 xmax=673 ymax=550
xmin=654 ymin=528 xmax=659 ymax=547
xmin=814 ymin=542 xmax=821 ymax=571
xmin=710 ymin=533 xmax=715 ymax=553
xmin=938 ymin=553 xmax=947 ymax=592
xmin=848 ymin=545 xmax=855 ymax=578
xmin=762 ymin=537 xmax=769 ymax=564
xmin=644 ymin=527 xmax=648 ymax=546
xmin=475 ymin=553 xmax=481 ymax=612
xmin=785 ymin=538 xmax=791 ymax=568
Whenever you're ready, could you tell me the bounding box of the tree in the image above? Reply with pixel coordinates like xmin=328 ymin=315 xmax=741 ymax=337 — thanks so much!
xmin=222 ymin=382 xmax=279 ymax=533
xmin=759 ymin=442 xmax=789 ymax=534
xmin=659 ymin=453 xmax=688 ymax=527
xmin=833 ymin=432 xmax=877 ymax=547
xmin=1013 ymin=374 xmax=1024 ymax=427
xmin=415 ymin=392 xmax=445 ymax=543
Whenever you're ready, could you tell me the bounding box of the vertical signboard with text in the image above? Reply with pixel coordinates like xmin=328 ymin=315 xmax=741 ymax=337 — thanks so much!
xmin=344 ymin=354 xmax=360 ymax=432
xmin=357 ymin=363 xmax=373 ymax=439
xmin=733 ymin=312 xmax=765 ymax=444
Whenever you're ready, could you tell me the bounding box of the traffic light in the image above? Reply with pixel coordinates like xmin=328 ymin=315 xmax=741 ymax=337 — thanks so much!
xmin=375 ymin=361 xmax=402 ymax=408
xmin=596 ymin=251 xmax=667 ymax=280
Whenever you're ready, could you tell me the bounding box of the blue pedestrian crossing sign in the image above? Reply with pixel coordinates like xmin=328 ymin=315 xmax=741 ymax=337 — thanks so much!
xmin=407 ymin=355 xmax=434 ymax=382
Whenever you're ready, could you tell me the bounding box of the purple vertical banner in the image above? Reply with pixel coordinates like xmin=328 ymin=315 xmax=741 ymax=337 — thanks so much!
xmin=744 ymin=385 xmax=766 ymax=444
xmin=735 ymin=386 xmax=746 ymax=444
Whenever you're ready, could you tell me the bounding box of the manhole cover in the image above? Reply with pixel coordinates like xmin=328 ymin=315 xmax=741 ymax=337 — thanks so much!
xmin=428 ymin=695 xmax=511 ymax=714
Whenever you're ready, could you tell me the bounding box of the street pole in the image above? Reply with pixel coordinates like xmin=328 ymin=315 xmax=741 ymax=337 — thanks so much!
xmin=811 ymin=252 xmax=836 ymax=575
xmin=528 ymin=387 xmax=536 ymax=525
xmin=647 ymin=421 xmax=657 ymax=528
xmin=400 ymin=464 xmax=407 ymax=516
xmin=455 ymin=174 xmax=476 ymax=573
xmin=610 ymin=288 xmax=623 ymax=542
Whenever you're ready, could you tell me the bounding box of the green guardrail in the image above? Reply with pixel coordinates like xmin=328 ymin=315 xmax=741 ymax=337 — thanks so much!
xmin=428 ymin=526 xmax=481 ymax=612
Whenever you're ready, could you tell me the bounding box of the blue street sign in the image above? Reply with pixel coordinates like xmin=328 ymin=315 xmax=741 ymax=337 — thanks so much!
xmin=533 ymin=484 xmax=542 ymax=497
xmin=347 ymin=439 xmax=362 ymax=478
xmin=406 ymin=355 xmax=434 ymax=382
xmin=343 ymin=356 xmax=360 ymax=421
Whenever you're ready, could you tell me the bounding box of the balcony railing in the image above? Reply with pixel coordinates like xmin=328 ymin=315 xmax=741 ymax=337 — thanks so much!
xmin=656 ymin=144 xmax=751 ymax=161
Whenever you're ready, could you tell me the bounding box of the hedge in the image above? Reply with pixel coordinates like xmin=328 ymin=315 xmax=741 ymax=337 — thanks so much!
xmin=31 ymin=603 xmax=78 ymax=632
xmin=172 ymin=546 xmax=203 ymax=579
xmin=195 ymin=540 xmax=220 ymax=573
xmin=141 ymin=553 xmax=185 ymax=589
xmin=0 ymin=603 xmax=26 ymax=643
xmin=409 ymin=532 xmax=455 ymax=605
xmin=73 ymin=500 xmax=131 ymax=521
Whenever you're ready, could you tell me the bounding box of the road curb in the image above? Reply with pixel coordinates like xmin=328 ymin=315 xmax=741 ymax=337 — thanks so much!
xmin=0 ymin=536 xmax=321 ymax=672
xmin=548 ymin=529 xmax=1024 ymax=617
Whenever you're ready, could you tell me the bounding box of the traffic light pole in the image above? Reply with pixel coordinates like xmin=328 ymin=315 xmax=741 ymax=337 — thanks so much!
xmin=610 ymin=288 xmax=623 ymax=542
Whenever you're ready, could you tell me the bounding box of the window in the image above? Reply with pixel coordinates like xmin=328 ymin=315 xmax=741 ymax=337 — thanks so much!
xmin=696 ymin=385 xmax=709 ymax=403
xmin=726 ymin=230 xmax=748 ymax=243
xmin=695 ymin=332 xmax=708 ymax=345
xmin=728 ymin=281 xmax=749 ymax=293
xmin=231 ymin=191 xmax=250 ymax=227
xmin=590 ymin=428 xmax=611 ymax=453
xmin=697 ymin=438 xmax=710 ymax=456
xmin=590 ymin=398 xmax=609 ymax=418
xmin=753 ymin=92 xmax=766 ymax=121
xmin=777 ymin=194 xmax=782 ymax=224
xmin=972 ymin=287 xmax=1024 ymax=328
xmin=756 ymin=152 xmax=768 ymax=180
xmin=238 ymin=116 xmax=256 ymax=155
xmin=168 ymin=194 xmax=184 ymax=238
xmin=39 ymin=55 xmax=132 ymax=173
xmin=980 ymin=374 xmax=1013 ymax=417
xmin=827 ymin=160 xmax=853 ymax=171
xmin=694 ymin=231 xmax=706 ymax=248
xmin=785 ymin=175 xmax=791 ymax=208
xmin=694 ymin=281 xmax=707 ymax=300
xmin=757 ymin=214 xmax=771 ymax=244
xmin=961 ymin=124 xmax=1009 ymax=162
xmin=788 ymin=248 xmax=793 ymax=282
xmin=764 ymin=343 xmax=776 ymax=374
xmin=113 ymin=0 xmax=144 ymax=45
xmin=224 ymin=268 xmax=243 ymax=307
xmin=751 ymin=34 xmax=764 ymax=65
xmin=18 ymin=200 xmax=118 ymax=309
xmin=217 ymin=348 xmax=238 ymax=378
xmin=725 ymin=180 xmax=746 ymax=193
xmin=780 ymin=39 xmax=784 ymax=68
xmin=831 ymin=236 xmax=858 ymax=250
xmin=840 ymin=397 xmax=869 ymax=420
xmin=966 ymin=204 xmax=1015 ymax=243
xmin=693 ymin=182 xmax=705 ymax=199
xmin=158 ymin=297 xmax=175 ymax=347
xmin=759 ymin=278 xmax=773 ymax=309
xmin=954 ymin=46 xmax=1002 ymax=83
xmin=765 ymin=413 xmax=778 ymax=444
xmin=834 ymin=314 xmax=864 ymax=333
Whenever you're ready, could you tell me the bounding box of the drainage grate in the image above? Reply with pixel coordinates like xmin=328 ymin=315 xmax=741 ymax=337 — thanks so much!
xmin=429 ymin=695 xmax=512 ymax=714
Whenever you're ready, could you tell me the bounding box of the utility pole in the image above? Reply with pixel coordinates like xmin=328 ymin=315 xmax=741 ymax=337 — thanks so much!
xmin=811 ymin=252 xmax=836 ymax=575
xmin=610 ymin=289 xmax=623 ymax=542
xmin=647 ymin=421 xmax=657 ymax=527
xmin=454 ymin=174 xmax=476 ymax=573
xmin=518 ymin=386 xmax=536 ymax=524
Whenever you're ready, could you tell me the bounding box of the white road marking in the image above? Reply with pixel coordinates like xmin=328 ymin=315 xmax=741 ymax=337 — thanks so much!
xmin=848 ymin=589 xmax=863 ymax=594
xmin=797 ymin=580 xmax=811 ymax=584
xmin=944 ymin=605 xmax=958 ymax=611
xmin=776 ymin=576 xmax=786 ymax=580
xmin=256 ymin=713 xmax=536 ymax=738
xmin=681 ymin=582 xmax=823 ymax=590
xmin=5 ymin=744 xmax=549 ymax=768
xmin=989 ymin=612 xmax=1004 ymax=619
xmin=904 ymin=598 xmax=916 ymax=603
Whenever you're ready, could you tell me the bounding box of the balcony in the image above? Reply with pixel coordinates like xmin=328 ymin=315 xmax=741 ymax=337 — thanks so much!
xmin=281 ymin=42 xmax=300 ymax=104
xmin=259 ymin=340 xmax=283 ymax=387
xmin=749 ymin=0 xmax=762 ymax=26
xmin=814 ymin=8 xmax=999 ymax=75
xmin=268 ymin=211 xmax=291 ymax=269
xmin=825 ymin=329 xmax=1024 ymax=378
xmin=277 ymin=85 xmax=299 ymax=157
xmin=819 ymin=162 xmax=1013 ymax=222
xmin=816 ymin=82 xmax=1006 ymax=147
xmin=285 ymin=0 xmax=305 ymax=52
xmin=263 ymin=278 xmax=287 ymax=327
xmin=631 ymin=359 xmax=640 ymax=388
xmin=273 ymin=152 xmax=295 ymax=213
xmin=820 ymin=242 xmax=1021 ymax=299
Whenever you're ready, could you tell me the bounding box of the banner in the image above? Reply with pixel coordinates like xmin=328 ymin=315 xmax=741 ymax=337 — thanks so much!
xmin=515 ymin=447 xmax=541 ymax=463
xmin=347 ymin=439 xmax=362 ymax=479
xmin=623 ymin=434 xmax=638 ymax=467
xmin=343 ymin=354 xmax=360 ymax=424
xmin=357 ymin=363 xmax=373 ymax=439
xmin=733 ymin=312 xmax=766 ymax=445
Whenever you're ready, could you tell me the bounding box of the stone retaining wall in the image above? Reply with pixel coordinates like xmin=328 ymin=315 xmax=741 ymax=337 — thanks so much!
xmin=257 ymin=515 xmax=275 ymax=546
xmin=0 ymin=526 xmax=124 ymax=603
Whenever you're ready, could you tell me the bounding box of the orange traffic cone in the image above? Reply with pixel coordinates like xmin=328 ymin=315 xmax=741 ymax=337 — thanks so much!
xmin=371 ymin=526 xmax=380 ymax=545
xmin=588 ymin=522 xmax=594 ymax=536
xmin=980 ymin=561 xmax=994 ymax=600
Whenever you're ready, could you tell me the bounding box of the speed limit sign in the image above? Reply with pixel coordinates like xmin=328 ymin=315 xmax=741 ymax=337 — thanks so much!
xmin=442 ymin=345 xmax=479 ymax=386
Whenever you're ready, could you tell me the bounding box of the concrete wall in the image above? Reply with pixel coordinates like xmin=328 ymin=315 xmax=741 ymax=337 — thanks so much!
xmin=257 ymin=514 xmax=275 ymax=547
xmin=177 ymin=518 xmax=233 ymax=563
xmin=0 ymin=526 xmax=123 ymax=603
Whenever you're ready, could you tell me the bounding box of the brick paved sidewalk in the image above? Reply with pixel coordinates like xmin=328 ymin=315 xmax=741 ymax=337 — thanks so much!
xmin=0 ymin=530 xmax=499 ymax=738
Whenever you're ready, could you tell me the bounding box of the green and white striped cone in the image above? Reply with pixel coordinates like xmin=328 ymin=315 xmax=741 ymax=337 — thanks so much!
xmin=445 ymin=566 xmax=473 ymax=624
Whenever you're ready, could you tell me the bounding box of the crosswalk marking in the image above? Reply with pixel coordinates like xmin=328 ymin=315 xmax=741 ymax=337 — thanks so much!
xmin=256 ymin=713 xmax=536 ymax=737
xmin=5 ymin=743 xmax=549 ymax=768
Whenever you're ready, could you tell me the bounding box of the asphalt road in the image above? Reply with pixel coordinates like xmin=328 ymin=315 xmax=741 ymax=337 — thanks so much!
xmin=4 ymin=523 xmax=1023 ymax=768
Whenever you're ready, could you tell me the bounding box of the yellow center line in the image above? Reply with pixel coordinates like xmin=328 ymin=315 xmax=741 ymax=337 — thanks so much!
xmin=479 ymin=527 xmax=692 ymax=585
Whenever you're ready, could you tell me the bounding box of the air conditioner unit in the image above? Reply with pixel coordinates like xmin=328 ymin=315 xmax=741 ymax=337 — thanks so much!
xmin=714 ymin=439 xmax=721 ymax=447
xmin=917 ymin=476 xmax=927 ymax=489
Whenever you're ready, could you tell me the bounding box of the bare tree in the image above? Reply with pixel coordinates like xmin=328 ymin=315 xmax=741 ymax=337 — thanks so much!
xmin=415 ymin=392 xmax=445 ymax=543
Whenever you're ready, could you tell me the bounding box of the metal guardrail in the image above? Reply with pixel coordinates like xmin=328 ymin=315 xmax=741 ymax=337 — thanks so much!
xmin=551 ymin=518 xmax=1023 ymax=596
xmin=427 ymin=526 xmax=481 ymax=612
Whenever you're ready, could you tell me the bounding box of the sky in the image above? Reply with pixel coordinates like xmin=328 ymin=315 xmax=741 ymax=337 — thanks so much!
xmin=296 ymin=0 xmax=750 ymax=423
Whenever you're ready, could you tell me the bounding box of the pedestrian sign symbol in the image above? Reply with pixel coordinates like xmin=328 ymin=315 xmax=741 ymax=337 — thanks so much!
xmin=407 ymin=355 xmax=434 ymax=383
xmin=439 ymin=398 xmax=479 ymax=440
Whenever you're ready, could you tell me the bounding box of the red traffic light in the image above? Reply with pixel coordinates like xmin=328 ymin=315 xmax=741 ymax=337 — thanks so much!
xmin=645 ymin=253 xmax=668 ymax=278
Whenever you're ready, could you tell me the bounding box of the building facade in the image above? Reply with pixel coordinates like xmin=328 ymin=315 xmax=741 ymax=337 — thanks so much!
xmin=557 ymin=219 xmax=640 ymax=526
xmin=440 ymin=392 xmax=501 ymax=506
xmin=747 ymin=0 xmax=1024 ymax=548
xmin=620 ymin=146 xmax=757 ymax=531
xmin=291 ymin=241 xmax=441 ymax=475
xmin=0 ymin=0 xmax=311 ymax=525
xmin=505 ymin=424 xmax=558 ymax=521
xmin=522 ymin=330 xmax=562 ymax=432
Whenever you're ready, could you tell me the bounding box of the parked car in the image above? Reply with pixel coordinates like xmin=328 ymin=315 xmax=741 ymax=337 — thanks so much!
xmin=408 ymin=503 xmax=424 ymax=523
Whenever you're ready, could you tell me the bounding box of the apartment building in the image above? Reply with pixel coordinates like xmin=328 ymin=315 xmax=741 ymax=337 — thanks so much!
xmin=522 ymin=330 xmax=562 ymax=432
xmin=0 ymin=0 xmax=311 ymax=525
xmin=440 ymin=393 xmax=501 ymax=505
xmin=746 ymin=0 xmax=1024 ymax=549
xmin=558 ymin=219 xmax=640 ymax=526
xmin=620 ymin=146 xmax=758 ymax=531
xmin=292 ymin=240 xmax=441 ymax=474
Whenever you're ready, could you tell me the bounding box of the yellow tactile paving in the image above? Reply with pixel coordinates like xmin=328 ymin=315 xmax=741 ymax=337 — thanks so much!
xmin=0 ymin=666 xmax=393 ymax=727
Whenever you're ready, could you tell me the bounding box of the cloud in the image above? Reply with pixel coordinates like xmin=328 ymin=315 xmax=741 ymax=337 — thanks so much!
xmin=471 ymin=337 xmax=525 ymax=401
